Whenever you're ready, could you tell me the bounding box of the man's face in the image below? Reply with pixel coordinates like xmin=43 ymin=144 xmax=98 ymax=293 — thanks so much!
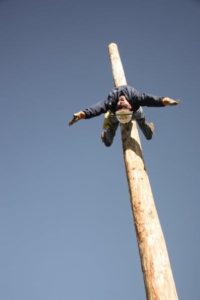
xmin=117 ymin=95 xmax=132 ymax=110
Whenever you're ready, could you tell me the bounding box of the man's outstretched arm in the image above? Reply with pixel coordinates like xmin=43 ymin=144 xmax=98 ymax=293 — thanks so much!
xmin=132 ymin=88 xmax=180 ymax=107
xmin=68 ymin=98 xmax=112 ymax=126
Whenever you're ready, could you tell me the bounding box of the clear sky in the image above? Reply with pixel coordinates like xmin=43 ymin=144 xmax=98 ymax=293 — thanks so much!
xmin=0 ymin=0 xmax=200 ymax=299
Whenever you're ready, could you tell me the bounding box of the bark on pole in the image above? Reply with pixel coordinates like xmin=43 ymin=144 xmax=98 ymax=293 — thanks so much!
xmin=108 ymin=42 xmax=178 ymax=300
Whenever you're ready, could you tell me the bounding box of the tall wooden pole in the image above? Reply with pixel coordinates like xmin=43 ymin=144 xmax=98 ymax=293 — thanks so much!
xmin=108 ymin=43 xmax=178 ymax=300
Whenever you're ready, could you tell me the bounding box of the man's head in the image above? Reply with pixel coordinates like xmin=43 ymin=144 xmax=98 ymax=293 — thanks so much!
xmin=117 ymin=94 xmax=132 ymax=111
xmin=115 ymin=93 xmax=133 ymax=124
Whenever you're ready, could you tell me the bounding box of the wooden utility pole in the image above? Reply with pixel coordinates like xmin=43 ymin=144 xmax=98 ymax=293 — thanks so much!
xmin=108 ymin=43 xmax=178 ymax=300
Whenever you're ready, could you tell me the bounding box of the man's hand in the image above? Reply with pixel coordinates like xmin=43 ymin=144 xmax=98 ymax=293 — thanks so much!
xmin=68 ymin=111 xmax=86 ymax=126
xmin=162 ymin=97 xmax=180 ymax=106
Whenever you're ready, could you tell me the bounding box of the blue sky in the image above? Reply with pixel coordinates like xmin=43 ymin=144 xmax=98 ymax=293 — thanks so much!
xmin=0 ymin=0 xmax=200 ymax=299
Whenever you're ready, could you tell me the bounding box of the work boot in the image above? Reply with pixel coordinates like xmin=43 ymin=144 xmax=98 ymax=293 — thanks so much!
xmin=137 ymin=118 xmax=155 ymax=140
xmin=101 ymin=111 xmax=119 ymax=146
xmin=101 ymin=128 xmax=116 ymax=146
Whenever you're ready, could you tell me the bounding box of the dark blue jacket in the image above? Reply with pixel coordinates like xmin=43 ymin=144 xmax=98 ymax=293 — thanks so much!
xmin=83 ymin=85 xmax=164 ymax=119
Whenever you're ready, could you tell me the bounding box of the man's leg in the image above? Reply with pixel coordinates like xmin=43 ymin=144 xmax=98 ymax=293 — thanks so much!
xmin=134 ymin=108 xmax=155 ymax=140
xmin=101 ymin=111 xmax=119 ymax=146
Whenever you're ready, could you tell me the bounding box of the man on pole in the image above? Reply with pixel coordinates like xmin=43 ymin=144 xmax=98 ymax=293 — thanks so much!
xmin=69 ymin=85 xmax=179 ymax=147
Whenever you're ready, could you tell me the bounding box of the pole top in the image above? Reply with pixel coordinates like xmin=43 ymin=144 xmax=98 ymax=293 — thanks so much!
xmin=108 ymin=42 xmax=118 ymax=49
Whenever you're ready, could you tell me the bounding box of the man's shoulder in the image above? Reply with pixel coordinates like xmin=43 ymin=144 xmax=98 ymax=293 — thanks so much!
xmin=108 ymin=85 xmax=137 ymax=102
xmin=110 ymin=85 xmax=135 ymax=93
